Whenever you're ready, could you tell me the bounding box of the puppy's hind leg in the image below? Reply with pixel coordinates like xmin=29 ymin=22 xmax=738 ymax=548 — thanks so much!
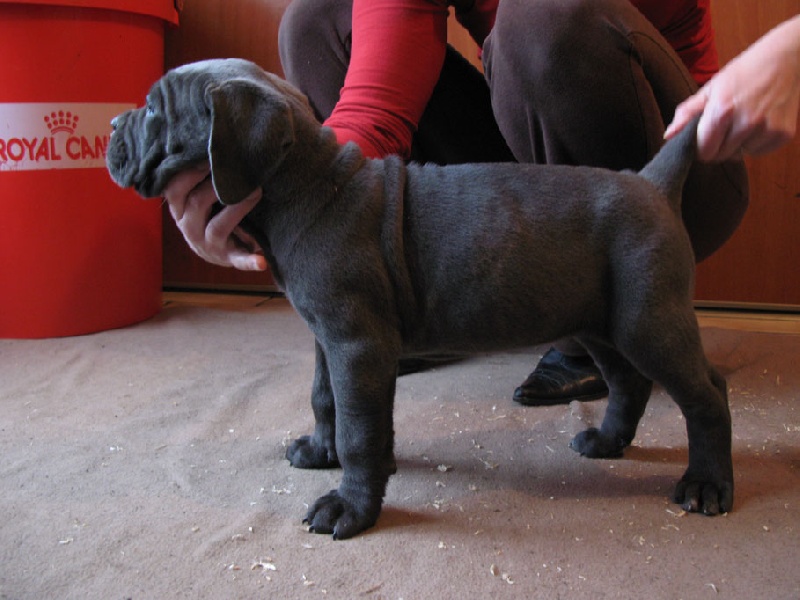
xmin=286 ymin=340 xmax=340 ymax=469
xmin=665 ymin=357 xmax=733 ymax=515
xmin=616 ymin=311 xmax=733 ymax=515
xmin=570 ymin=341 xmax=653 ymax=459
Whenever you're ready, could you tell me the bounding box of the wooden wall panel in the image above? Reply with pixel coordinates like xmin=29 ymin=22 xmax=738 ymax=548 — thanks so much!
xmin=165 ymin=0 xmax=290 ymax=76
xmin=694 ymin=1 xmax=800 ymax=307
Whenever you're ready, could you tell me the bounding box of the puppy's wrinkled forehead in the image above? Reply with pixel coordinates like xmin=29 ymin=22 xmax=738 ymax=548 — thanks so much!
xmin=160 ymin=58 xmax=312 ymax=116
xmin=173 ymin=58 xmax=265 ymax=77
xmin=169 ymin=58 xmax=264 ymax=89
xmin=153 ymin=60 xmax=242 ymax=110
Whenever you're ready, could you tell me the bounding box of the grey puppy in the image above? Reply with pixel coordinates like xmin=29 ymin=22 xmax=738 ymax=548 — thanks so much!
xmin=107 ymin=58 xmax=733 ymax=540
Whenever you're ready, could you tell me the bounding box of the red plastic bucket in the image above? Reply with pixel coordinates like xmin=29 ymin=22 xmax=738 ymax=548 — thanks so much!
xmin=0 ymin=1 xmax=179 ymax=338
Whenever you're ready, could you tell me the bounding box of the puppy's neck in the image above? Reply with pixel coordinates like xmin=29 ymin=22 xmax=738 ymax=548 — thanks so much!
xmin=274 ymin=120 xmax=366 ymax=196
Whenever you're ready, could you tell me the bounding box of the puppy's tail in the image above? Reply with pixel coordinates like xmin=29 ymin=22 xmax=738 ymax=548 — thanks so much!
xmin=638 ymin=116 xmax=700 ymax=213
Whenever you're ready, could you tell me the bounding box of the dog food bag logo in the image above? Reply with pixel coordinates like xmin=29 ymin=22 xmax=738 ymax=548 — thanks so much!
xmin=0 ymin=102 xmax=134 ymax=172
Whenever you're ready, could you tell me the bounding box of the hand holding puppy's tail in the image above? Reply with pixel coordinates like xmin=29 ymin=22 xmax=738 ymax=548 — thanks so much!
xmin=639 ymin=116 xmax=701 ymax=212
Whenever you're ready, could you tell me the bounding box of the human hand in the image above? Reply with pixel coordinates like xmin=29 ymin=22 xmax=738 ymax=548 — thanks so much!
xmin=665 ymin=16 xmax=800 ymax=162
xmin=162 ymin=162 xmax=267 ymax=271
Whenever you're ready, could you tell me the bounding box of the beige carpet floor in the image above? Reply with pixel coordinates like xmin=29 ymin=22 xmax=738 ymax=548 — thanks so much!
xmin=1 ymin=295 xmax=798 ymax=599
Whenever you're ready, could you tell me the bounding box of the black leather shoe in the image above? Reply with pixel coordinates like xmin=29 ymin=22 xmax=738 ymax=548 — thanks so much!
xmin=513 ymin=347 xmax=609 ymax=406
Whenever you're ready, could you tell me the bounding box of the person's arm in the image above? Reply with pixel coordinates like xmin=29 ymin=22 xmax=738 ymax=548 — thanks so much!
xmin=665 ymin=15 xmax=800 ymax=161
xmin=323 ymin=0 xmax=449 ymax=159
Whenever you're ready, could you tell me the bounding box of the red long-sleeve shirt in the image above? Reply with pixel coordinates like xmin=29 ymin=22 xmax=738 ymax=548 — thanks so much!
xmin=325 ymin=0 xmax=718 ymax=159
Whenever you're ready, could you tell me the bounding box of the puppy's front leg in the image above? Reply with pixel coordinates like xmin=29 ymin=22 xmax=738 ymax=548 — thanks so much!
xmin=286 ymin=341 xmax=339 ymax=469
xmin=303 ymin=341 xmax=398 ymax=540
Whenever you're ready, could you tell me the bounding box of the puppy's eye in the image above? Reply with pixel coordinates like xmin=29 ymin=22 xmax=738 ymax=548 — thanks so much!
xmin=145 ymin=99 xmax=155 ymax=116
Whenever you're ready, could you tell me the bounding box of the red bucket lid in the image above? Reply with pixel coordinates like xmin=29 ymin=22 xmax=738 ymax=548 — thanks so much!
xmin=0 ymin=0 xmax=180 ymax=25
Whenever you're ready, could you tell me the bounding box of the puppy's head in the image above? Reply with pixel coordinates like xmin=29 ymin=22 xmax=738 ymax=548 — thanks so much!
xmin=106 ymin=58 xmax=313 ymax=204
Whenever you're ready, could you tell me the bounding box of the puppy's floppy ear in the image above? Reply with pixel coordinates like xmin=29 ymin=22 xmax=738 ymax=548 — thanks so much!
xmin=206 ymin=79 xmax=294 ymax=204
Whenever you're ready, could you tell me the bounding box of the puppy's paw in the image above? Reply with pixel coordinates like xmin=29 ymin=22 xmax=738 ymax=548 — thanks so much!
xmin=304 ymin=489 xmax=380 ymax=540
xmin=673 ymin=473 xmax=734 ymax=516
xmin=286 ymin=435 xmax=339 ymax=469
xmin=570 ymin=428 xmax=626 ymax=459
